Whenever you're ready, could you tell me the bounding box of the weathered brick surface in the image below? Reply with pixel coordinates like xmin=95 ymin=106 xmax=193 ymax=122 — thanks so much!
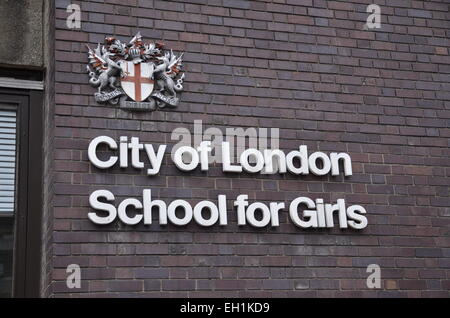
xmin=49 ymin=0 xmax=450 ymax=297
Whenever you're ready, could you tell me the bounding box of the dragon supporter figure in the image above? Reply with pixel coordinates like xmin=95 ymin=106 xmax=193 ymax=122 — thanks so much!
xmin=86 ymin=32 xmax=185 ymax=110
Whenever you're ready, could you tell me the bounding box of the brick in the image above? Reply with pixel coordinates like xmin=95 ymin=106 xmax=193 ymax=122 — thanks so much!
xmin=416 ymin=248 xmax=443 ymax=258
xmin=46 ymin=0 xmax=450 ymax=298
xmin=262 ymin=279 xmax=293 ymax=290
xmin=136 ymin=268 xmax=169 ymax=279
xmin=109 ymin=280 xmax=143 ymax=292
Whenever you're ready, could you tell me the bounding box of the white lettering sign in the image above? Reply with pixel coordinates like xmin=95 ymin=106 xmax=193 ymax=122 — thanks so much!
xmin=88 ymin=189 xmax=368 ymax=229
xmin=88 ymin=136 xmax=352 ymax=177
xmin=86 ymin=133 xmax=368 ymax=230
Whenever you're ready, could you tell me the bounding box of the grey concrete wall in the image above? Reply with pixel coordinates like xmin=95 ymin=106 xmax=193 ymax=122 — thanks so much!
xmin=0 ymin=0 xmax=44 ymax=68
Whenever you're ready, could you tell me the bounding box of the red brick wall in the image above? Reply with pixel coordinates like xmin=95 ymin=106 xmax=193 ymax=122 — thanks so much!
xmin=50 ymin=0 xmax=450 ymax=297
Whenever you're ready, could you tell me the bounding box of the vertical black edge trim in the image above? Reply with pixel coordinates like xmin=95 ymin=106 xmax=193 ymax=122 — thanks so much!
xmin=0 ymin=88 xmax=43 ymax=298
xmin=25 ymin=90 xmax=43 ymax=297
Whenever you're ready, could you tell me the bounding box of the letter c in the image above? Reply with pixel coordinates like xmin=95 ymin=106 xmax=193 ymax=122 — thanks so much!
xmin=118 ymin=198 xmax=143 ymax=225
xmin=88 ymin=136 xmax=118 ymax=169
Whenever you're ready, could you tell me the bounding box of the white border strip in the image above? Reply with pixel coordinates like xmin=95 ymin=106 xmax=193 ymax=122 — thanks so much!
xmin=0 ymin=77 xmax=44 ymax=90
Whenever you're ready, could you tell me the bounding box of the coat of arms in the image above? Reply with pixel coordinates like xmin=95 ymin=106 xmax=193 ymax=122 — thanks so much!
xmin=86 ymin=32 xmax=185 ymax=111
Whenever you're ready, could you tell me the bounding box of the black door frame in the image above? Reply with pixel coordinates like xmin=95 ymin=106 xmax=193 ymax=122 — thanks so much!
xmin=0 ymin=87 xmax=43 ymax=297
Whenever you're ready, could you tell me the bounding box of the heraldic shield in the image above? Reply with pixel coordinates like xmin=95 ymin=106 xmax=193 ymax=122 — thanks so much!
xmin=87 ymin=33 xmax=185 ymax=110
xmin=120 ymin=61 xmax=154 ymax=102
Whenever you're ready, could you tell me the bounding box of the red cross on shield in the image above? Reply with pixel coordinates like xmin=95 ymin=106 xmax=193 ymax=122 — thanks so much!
xmin=120 ymin=61 xmax=154 ymax=102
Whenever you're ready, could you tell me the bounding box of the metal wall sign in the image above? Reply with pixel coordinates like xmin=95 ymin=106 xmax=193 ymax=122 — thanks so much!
xmin=86 ymin=135 xmax=369 ymax=230
xmin=86 ymin=33 xmax=185 ymax=111
xmin=84 ymin=34 xmax=369 ymax=232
